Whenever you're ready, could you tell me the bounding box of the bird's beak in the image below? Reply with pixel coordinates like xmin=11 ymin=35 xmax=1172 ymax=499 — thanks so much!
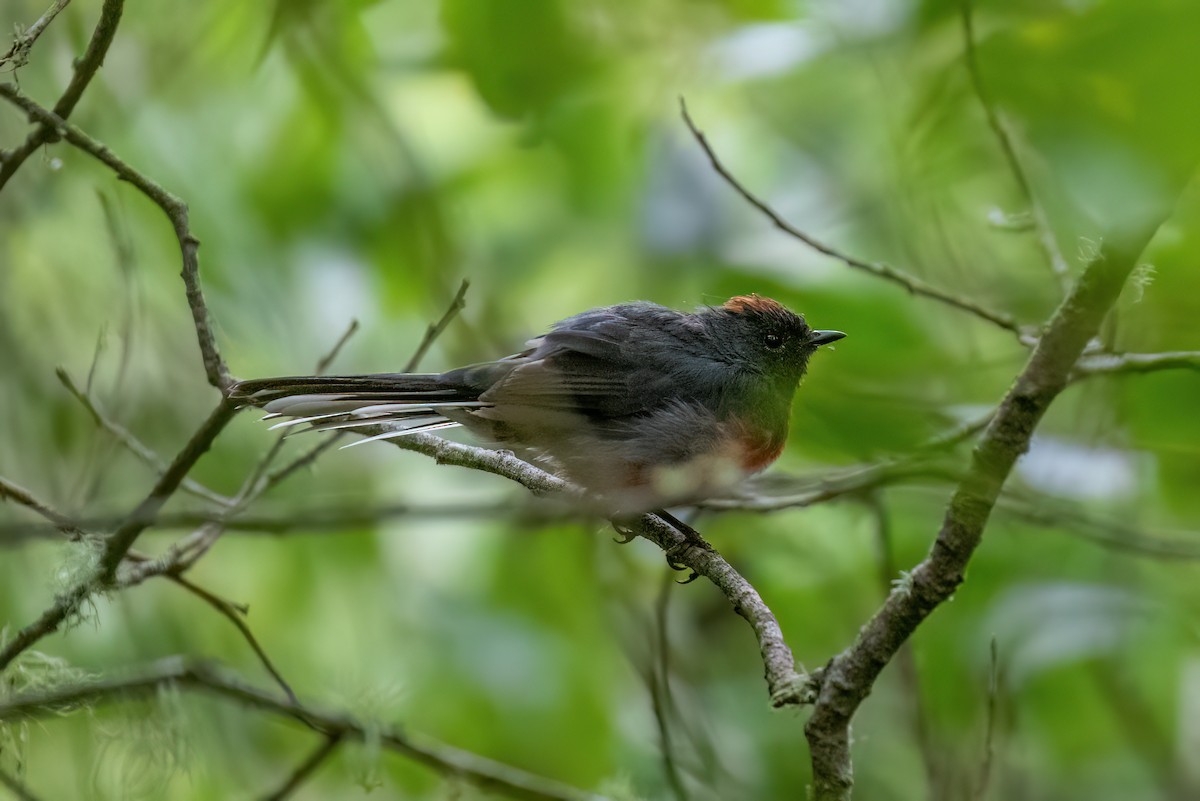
xmin=809 ymin=330 xmax=846 ymax=347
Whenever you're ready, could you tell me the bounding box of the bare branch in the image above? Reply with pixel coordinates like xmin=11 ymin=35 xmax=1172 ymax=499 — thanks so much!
xmin=0 ymin=658 xmax=609 ymax=801
xmin=0 ymin=83 xmax=230 ymax=390
xmin=0 ymin=0 xmax=123 ymax=189
xmin=1072 ymin=350 xmax=1200 ymax=379
xmin=404 ymin=279 xmax=470 ymax=372
xmin=960 ymin=0 xmax=1071 ymax=286
xmin=802 ymin=222 xmax=1170 ymax=800
xmin=259 ymin=733 xmax=343 ymax=801
xmin=679 ymin=98 xmax=1023 ymax=337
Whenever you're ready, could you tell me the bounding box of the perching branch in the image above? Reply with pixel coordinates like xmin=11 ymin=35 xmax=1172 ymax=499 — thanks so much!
xmin=679 ymin=98 xmax=1024 ymax=338
xmin=0 ymin=658 xmax=608 ymax=801
xmin=0 ymin=0 xmax=123 ymax=189
xmin=802 ymin=223 xmax=1170 ymax=800
xmin=0 ymin=82 xmax=230 ymax=390
xmin=374 ymin=430 xmax=809 ymax=706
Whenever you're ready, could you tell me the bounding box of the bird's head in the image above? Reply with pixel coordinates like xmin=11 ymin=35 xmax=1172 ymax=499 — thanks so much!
xmin=707 ymin=294 xmax=845 ymax=389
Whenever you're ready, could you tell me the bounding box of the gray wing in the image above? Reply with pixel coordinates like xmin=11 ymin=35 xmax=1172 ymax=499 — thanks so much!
xmin=454 ymin=302 xmax=725 ymax=421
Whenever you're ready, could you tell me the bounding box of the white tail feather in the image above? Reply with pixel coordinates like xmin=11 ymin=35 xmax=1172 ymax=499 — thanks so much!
xmin=340 ymin=420 xmax=462 ymax=449
xmin=308 ymin=414 xmax=443 ymax=434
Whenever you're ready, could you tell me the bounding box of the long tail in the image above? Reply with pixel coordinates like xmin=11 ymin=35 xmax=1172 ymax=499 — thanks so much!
xmin=229 ymin=373 xmax=486 ymax=445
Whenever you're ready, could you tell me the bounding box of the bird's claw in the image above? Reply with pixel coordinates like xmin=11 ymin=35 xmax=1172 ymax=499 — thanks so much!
xmin=612 ymin=521 xmax=638 ymax=544
xmin=665 ymin=544 xmax=700 ymax=584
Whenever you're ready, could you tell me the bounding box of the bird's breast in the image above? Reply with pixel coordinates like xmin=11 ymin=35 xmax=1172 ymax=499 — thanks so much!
xmin=729 ymin=423 xmax=787 ymax=473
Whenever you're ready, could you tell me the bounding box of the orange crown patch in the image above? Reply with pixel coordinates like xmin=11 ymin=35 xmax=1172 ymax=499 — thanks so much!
xmin=723 ymin=294 xmax=787 ymax=315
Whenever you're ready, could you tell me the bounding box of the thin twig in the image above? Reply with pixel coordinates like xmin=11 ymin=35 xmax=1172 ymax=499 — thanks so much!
xmin=260 ymin=434 xmax=342 ymax=495
xmin=0 ymin=83 xmax=230 ymax=390
xmin=0 ymin=658 xmax=608 ymax=801
xmin=996 ymin=491 xmax=1200 ymax=560
xmin=960 ymin=0 xmax=1071 ymax=287
xmin=974 ymin=636 xmax=999 ymax=800
xmin=259 ymin=733 xmax=344 ymax=801
xmin=0 ymin=0 xmax=72 ymax=70
xmin=679 ymin=98 xmax=1023 ymax=337
xmin=164 ymin=573 xmax=297 ymax=704
xmin=0 ymin=501 xmax=534 ymax=543
xmin=56 ymin=368 xmax=235 ymax=507
xmin=0 ymin=0 xmax=123 ymax=190
xmin=918 ymin=410 xmax=996 ymax=452
xmin=0 ymin=475 xmax=86 ymax=539
xmin=403 ymin=279 xmax=470 ymax=372
xmin=314 ymin=319 xmax=359 ymax=376
xmin=1072 ymin=350 xmax=1200 ymax=379
xmin=700 ymin=460 xmax=959 ymax=513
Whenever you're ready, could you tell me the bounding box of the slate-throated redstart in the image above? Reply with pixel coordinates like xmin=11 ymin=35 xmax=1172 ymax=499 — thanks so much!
xmin=231 ymin=294 xmax=844 ymax=516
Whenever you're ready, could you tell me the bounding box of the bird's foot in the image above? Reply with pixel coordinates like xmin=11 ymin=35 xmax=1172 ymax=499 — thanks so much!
xmin=665 ymin=545 xmax=700 ymax=584
xmin=656 ymin=511 xmax=710 ymax=584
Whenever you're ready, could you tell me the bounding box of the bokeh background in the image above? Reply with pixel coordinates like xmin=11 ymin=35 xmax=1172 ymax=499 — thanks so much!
xmin=3 ymin=0 xmax=1200 ymax=799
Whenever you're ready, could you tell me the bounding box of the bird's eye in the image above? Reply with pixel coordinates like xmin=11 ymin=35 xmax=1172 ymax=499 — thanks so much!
xmin=764 ymin=332 xmax=784 ymax=349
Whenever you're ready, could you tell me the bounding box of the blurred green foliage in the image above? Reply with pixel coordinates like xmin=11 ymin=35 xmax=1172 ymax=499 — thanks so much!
xmin=2 ymin=0 xmax=1200 ymax=799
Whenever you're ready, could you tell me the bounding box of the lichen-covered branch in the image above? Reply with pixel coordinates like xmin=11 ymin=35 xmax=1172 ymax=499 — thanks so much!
xmin=0 ymin=399 xmax=237 ymax=672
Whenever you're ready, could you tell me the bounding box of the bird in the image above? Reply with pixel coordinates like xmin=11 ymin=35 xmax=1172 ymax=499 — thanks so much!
xmin=230 ymin=294 xmax=844 ymax=520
